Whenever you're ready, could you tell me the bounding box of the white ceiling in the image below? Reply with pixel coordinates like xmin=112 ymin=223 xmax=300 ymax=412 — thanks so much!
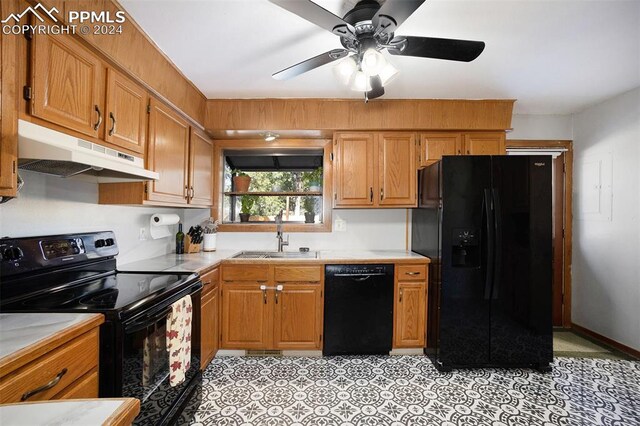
xmin=120 ymin=0 xmax=640 ymax=114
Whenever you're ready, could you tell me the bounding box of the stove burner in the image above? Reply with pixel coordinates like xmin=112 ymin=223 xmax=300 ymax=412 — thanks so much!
xmin=79 ymin=288 xmax=119 ymax=308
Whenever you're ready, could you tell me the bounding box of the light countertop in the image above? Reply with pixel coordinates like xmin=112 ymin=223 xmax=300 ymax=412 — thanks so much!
xmin=0 ymin=313 xmax=104 ymax=363
xmin=119 ymin=250 xmax=429 ymax=274
xmin=0 ymin=398 xmax=139 ymax=426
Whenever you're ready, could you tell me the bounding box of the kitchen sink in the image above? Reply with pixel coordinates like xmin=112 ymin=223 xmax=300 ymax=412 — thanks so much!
xmin=231 ymin=250 xmax=318 ymax=259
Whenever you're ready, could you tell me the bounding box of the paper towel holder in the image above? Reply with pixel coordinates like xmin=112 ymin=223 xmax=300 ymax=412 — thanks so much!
xmin=149 ymin=213 xmax=180 ymax=239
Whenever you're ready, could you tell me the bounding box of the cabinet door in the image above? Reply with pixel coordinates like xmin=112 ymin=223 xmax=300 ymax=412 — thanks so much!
xmin=188 ymin=129 xmax=214 ymax=206
xmin=32 ymin=32 xmax=104 ymax=138
xmin=105 ymin=69 xmax=147 ymax=154
xmin=463 ymin=132 xmax=506 ymax=155
xmin=273 ymin=284 xmax=322 ymax=350
xmin=1 ymin=21 xmax=18 ymax=196
xmin=334 ymin=133 xmax=376 ymax=207
xmin=200 ymin=289 xmax=216 ymax=369
xmin=146 ymin=98 xmax=189 ymax=204
xmin=378 ymin=133 xmax=417 ymax=207
xmin=220 ymin=283 xmax=271 ymax=349
xmin=394 ymin=282 xmax=427 ymax=348
xmin=419 ymin=133 xmax=462 ymax=167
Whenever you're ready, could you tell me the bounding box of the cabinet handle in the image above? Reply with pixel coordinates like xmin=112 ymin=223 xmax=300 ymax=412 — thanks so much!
xmin=457 ymin=149 xmax=461 ymax=155
xmin=405 ymin=271 xmax=420 ymax=276
xmin=21 ymin=368 xmax=67 ymax=401
xmin=380 ymin=188 xmax=384 ymax=201
xmin=275 ymin=284 xmax=283 ymax=304
xmin=190 ymin=186 xmax=195 ymax=198
xmin=260 ymin=284 xmax=267 ymax=304
xmin=93 ymin=105 xmax=102 ymax=131
xmin=399 ymin=289 xmax=403 ymax=303
xmin=108 ymin=112 xmax=116 ymax=136
xmin=370 ymin=187 xmax=373 ymax=202
xmin=467 ymin=150 xmax=470 ymax=155
xmin=184 ymin=186 xmax=189 ymax=200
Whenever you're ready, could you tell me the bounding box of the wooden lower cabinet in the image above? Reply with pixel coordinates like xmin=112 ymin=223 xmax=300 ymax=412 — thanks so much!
xmin=273 ymin=284 xmax=322 ymax=350
xmin=0 ymin=325 xmax=101 ymax=403
xmin=200 ymin=267 xmax=220 ymax=370
xmin=221 ymin=282 xmax=271 ymax=349
xmin=393 ymin=264 xmax=428 ymax=349
xmin=220 ymin=264 xmax=323 ymax=350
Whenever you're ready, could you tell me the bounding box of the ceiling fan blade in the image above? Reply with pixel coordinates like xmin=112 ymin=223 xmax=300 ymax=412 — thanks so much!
xmin=366 ymin=75 xmax=385 ymax=100
xmin=373 ymin=0 xmax=426 ymax=37
xmin=272 ymin=49 xmax=349 ymax=81
xmin=269 ymin=0 xmax=355 ymax=37
xmin=388 ymin=36 xmax=485 ymax=62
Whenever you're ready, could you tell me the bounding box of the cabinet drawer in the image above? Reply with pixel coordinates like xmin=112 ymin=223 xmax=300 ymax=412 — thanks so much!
xmin=201 ymin=268 xmax=220 ymax=297
xmin=397 ymin=265 xmax=427 ymax=281
xmin=274 ymin=266 xmax=322 ymax=282
xmin=54 ymin=369 xmax=99 ymax=399
xmin=0 ymin=329 xmax=99 ymax=403
xmin=222 ymin=265 xmax=269 ymax=282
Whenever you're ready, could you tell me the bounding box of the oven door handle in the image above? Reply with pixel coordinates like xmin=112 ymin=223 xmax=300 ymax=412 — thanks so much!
xmin=124 ymin=306 xmax=173 ymax=333
xmin=123 ymin=281 xmax=202 ymax=333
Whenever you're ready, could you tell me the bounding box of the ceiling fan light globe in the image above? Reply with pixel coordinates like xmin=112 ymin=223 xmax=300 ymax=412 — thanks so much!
xmin=379 ymin=62 xmax=399 ymax=85
xmin=361 ymin=48 xmax=386 ymax=75
xmin=350 ymin=71 xmax=372 ymax=92
xmin=334 ymin=57 xmax=357 ymax=85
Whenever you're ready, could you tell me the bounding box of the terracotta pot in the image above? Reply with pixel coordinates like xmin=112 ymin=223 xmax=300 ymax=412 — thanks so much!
xmin=233 ymin=175 xmax=251 ymax=192
xmin=304 ymin=212 xmax=315 ymax=223
xmin=239 ymin=213 xmax=251 ymax=222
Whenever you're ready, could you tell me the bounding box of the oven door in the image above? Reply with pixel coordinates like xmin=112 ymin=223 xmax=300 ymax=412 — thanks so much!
xmin=121 ymin=284 xmax=201 ymax=425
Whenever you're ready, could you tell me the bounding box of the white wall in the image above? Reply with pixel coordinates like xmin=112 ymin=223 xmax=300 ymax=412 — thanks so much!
xmin=571 ymin=87 xmax=640 ymax=351
xmin=0 ymin=171 xmax=408 ymax=266
xmin=0 ymin=171 xmax=182 ymax=265
xmin=184 ymin=208 xmax=408 ymax=251
xmin=508 ymin=114 xmax=573 ymax=140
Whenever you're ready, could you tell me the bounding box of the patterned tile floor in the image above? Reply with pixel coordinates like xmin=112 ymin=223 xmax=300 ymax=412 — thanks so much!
xmin=179 ymin=355 xmax=640 ymax=425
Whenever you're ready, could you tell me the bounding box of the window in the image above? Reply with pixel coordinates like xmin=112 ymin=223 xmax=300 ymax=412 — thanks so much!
xmin=215 ymin=140 xmax=332 ymax=232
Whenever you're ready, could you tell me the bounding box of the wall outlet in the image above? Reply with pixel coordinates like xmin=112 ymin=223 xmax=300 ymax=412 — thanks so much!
xmin=139 ymin=227 xmax=147 ymax=241
xmin=334 ymin=218 xmax=347 ymax=232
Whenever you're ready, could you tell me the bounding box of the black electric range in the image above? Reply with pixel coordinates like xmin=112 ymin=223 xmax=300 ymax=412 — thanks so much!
xmin=0 ymin=231 xmax=203 ymax=425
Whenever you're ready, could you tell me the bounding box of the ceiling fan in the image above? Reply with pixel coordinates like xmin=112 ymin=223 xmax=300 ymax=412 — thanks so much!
xmin=269 ymin=0 xmax=485 ymax=101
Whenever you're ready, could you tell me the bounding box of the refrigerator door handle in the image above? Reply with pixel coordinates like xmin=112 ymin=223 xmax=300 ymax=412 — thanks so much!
xmin=483 ymin=189 xmax=495 ymax=300
xmin=491 ymin=189 xmax=502 ymax=300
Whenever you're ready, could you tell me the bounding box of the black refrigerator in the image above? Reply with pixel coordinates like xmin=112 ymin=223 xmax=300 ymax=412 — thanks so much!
xmin=412 ymin=155 xmax=553 ymax=371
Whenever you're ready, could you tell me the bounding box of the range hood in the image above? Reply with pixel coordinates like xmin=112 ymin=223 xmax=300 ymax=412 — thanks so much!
xmin=17 ymin=120 xmax=159 ymax=182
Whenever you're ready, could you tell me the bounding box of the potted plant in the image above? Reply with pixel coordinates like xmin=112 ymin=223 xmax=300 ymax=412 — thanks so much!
xmin=302 ymin=196 xmax=316 ymax=223
xmin=303 ymin=167 xmax=323 ymax=192
xmin=232 ymin=169 xmax=251 ymax=193
xmin=239 ymin=195 xmax=256 ymax=222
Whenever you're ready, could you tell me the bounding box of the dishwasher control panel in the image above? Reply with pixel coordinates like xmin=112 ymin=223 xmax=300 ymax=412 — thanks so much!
xmin=325 ymin=264 xmax=393 ymax=276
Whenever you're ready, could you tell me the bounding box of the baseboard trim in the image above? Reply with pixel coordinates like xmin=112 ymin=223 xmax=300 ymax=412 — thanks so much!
xmin=571 ymin=323 xmax=640 ymax=359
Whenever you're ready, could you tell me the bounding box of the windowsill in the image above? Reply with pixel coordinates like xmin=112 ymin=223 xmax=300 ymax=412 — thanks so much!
xmin=217 ymin=222 xmax=331 ymax=233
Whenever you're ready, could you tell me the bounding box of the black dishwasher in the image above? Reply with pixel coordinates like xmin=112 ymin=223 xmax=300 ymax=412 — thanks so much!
xmin=323 ymin=264 xmax=394 ymax=355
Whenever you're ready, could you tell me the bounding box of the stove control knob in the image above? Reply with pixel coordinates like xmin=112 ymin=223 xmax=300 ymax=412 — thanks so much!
xmin=2 ymin=246 xmax=23 ymax=261
xmin=94 ymin=239 xmax=106 ymax=248
xmin=105 ymin=238 xmax=114 ymax=247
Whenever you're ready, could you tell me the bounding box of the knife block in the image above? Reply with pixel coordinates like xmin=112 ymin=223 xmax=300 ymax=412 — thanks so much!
xmin=185 ymin=235 xmax=201 ymax=253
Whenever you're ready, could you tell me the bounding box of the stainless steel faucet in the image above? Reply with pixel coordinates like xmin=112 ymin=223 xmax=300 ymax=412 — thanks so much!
xmin=275 ymin=210 xmax=289 ymax=252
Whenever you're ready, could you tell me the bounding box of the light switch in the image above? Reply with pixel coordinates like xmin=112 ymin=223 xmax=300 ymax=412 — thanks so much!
xmin=335 ymin=218 xmax=347 ymax=232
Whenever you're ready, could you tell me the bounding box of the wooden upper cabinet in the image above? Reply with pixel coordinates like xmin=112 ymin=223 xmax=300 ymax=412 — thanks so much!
xmin=378 ymin=133 xmax=417 ymax=207
xmin=32 ymin=32 xmax=104 ymax=138
xmin=188 ymin=129 xmax=214 ymax=207
xmin=334 ymin=132 xmax=417 ymax=208
xmin=273 ymin=284 xmax=322 ymax=350
xmin=419 ymin=133 xmax=463 ymax=167
xmin=104 ymin=69 xmax=147 ymax=154
xmin=463 ymin=132 xmax=506 ymax=155
xmin=334 ymin=133 xmax=376 ymax=207
xmin=146 ymin=98 xmax=190 ymax=204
